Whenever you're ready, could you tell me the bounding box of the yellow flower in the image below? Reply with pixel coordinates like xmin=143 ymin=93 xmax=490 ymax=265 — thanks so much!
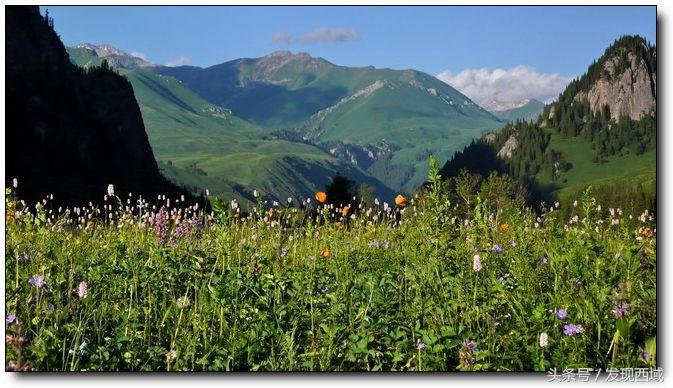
xmin=320 ymin=247 xmax=330 ymax=257
xmin=501 ymin=223 xmax=509 ymax=231
xmin=342 ymin=206 xmax=350 ymax=217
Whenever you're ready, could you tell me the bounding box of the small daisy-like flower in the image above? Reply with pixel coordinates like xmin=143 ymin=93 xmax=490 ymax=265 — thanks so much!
xmin=417 ymin=342 xmax=425 ymax=350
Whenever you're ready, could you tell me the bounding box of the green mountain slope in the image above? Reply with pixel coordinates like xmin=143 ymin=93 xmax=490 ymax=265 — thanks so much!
xmin=67 ymin=46 xmax=396 ymax=203
xmin=155 ymin=51 xmax=503 ymax=191
xmin=491 ymin=99 xmax=545 ymax=123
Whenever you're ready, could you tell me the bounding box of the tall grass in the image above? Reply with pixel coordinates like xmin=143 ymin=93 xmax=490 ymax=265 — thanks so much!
xmin=4 ymin=163 xmax=656 ymax=371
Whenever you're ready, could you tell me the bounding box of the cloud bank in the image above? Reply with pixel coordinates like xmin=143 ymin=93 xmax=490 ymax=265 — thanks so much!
xmin=436 ymin=65 xmax=572 ymax=110
xmin=165 ymin=55 xmax=191 ymax=67
xmin=272 ymin=28 xmax=360 ymax=44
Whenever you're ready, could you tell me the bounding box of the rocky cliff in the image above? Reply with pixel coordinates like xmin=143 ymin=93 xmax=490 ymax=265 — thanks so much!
xmin=6 ymin=6 xmax=187 ymax=206
xmin=574 ymin=50 xmax=656 ymax=120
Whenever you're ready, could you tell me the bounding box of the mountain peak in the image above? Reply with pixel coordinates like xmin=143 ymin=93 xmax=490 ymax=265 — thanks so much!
xmin=70 ymin=42 xmax=155 ymax=69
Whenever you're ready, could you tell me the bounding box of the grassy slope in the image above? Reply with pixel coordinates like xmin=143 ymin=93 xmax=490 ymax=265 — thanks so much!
xmin=156 ymin=58 xmax=503 ymax=191
xmin=67 ymin=48 xmax=395 ymax=202
xmin=491 ymin=100 xmax=545 ymax=123
xmin=536 ymin=131 xmax=656 ymax=200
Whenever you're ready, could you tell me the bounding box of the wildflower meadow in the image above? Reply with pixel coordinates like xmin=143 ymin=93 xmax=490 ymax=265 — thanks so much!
xmin=4 ymin=159 xmax=657 ymax=371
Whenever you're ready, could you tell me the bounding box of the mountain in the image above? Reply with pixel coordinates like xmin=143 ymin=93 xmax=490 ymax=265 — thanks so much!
xmin=66 ymin=46 xmax=396 ymax=203
xmin=5 ymin=6 xmax=189 ymax=207
xmin=441 ymin=35 xmax=656 ymax=213
xmin=490 ymin=99 xmax=545 ymax=122
xmin=68 ymin=43 xmax=155 ymax=69
xmin=153 ymin=51 xmax=503 ymax=191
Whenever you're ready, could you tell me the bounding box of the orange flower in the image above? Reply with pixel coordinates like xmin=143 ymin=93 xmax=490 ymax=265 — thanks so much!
xmin=395 ymin=194 xmax=409 ymax=208
xmin=320 ymin=247 xmax=330 ymax=257
xmin=342 ymin=205 xmax=350 ymax=217
xmin=641 ymin=227 xmax=654 ymax=238
xmin=500 ymin=223 xmax=509 ymax=231
xmin=315 ymin=191 xmax=327 ymax=204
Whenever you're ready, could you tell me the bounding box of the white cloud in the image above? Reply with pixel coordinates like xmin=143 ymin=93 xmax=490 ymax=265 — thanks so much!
xmin=130 ymin=51 xmax=147 ymax=60
xmin=164 ymin=55 xmax=191 ymax=67
xmin=272 ymin=31 xmax=292 ymax=44
xmin=271 ymin=28 xmax=360 ymax=44
xmin=436 ymin=65 xmax=573 ymax=110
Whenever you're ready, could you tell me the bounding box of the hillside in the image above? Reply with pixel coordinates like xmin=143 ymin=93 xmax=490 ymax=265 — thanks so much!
xmin=490 ymin=99 xmax=545 ymax=123
xmin=6 ymin=6 xmax=187 ymax=207
xmin=155 ymin=51 xmax=503 ymax=190
xmin=441 ymin=35 xmax=656 ymax=213
xmin=67 ymin=46 xmax=396 ymax=203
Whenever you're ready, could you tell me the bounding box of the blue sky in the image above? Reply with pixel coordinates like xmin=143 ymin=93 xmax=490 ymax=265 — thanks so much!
xmin=42 ymin=5 xmax=656 ymax=105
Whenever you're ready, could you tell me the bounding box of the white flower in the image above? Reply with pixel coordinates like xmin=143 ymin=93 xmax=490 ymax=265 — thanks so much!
xmin=253 ymin=190 xmax=259 ymax=198
xmin=539 ymin=333 xmax=548 ymax=347
xmin=12 ymin=178 xmax=18 ymax=188
xmin=107 ymin=184 xmax=115 ymax=197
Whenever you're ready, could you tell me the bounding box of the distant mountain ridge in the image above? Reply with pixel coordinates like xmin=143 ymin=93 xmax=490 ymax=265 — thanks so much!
xmin=490 ymin=99 xmax=545 ymax=122
xmin=151 ymin=50 xmax=503 ymax=191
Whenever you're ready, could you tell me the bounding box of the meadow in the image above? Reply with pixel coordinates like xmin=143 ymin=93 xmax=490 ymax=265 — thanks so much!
xmin=4 ymin=160 xmax=657 ymax=371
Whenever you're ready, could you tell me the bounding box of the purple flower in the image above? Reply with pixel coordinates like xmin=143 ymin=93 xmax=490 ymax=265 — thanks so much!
xmin=320 ymin=286 xmax=329 ymax=295
xmin=555 ymin=309 xmax=568 ymax=320
xmin=417 ymin=342 xmax=425 ymax=350
xmin=541 ymin=257 xmax=548 ymax=264
xmin=614 ymin=252 xmax=622 ymax=259
xmin=498 ymin=276 xmax=504 ymax=283
xmin=641 ymin=351 xmax=651 ymax=361
xmin=493 ymin=244 xmax=504 ymax=254
xmin=563 ymin=324 xmax=585 ymax=336
xmin=153 ymin=207 xmax=170 ymax=245
xmin=464 ymin=339 xmax=478 ymax=352
xmin=280 ymin=247 xmax=289 ymax=257
xmin=77 ymin=281 xmax=88 ymax=299
xmin=382 ymin=240 xmax=391 ymax=249
xmin=28 ymin=275 xmax=45 ymax=288
xmin=612 ymin=303 xmax=629 ymax=318
xmin=510 ymin=241 xmax=517 ymax=248
xmin=473 ymin=254 xmax=482 ymax=272
xmin=6 ymin=315 xmax=16 ymax=325
xmin=575 ymin=281 xmax=583 ymax=289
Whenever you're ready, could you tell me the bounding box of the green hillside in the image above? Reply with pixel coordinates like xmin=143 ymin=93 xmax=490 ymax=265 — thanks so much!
xmin=67 ymin=47 xmax=396 ymax=203
xmin=155 ymin=52 xmax=503 ymax=190
xmin=491 ymin=99 xmax=545 ymax=123
xmin=536 ymin=131 xmax=655 ymax=200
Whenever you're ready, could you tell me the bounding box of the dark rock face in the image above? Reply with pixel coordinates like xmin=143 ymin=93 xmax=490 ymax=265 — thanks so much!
xmin=6 ymin=6 xmax=186 ymax=206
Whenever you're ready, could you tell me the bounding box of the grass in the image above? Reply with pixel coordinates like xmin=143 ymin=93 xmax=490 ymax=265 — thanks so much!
xmin=5 ymin=164 xmax=657 ymax=371
xmin=537 ymin=132 xmax=656 ymax=200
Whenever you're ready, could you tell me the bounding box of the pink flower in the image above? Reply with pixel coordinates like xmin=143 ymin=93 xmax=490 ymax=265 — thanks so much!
xmin=77 ymin=281 xmax=88 ymax=299
xmin=473 ymin=254 xmax=482 ymax=272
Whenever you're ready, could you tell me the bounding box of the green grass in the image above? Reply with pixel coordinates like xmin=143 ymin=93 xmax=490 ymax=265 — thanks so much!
xmin=537 ymin=132 xmax=656 ymax=200
xmin=5 ymin=172 xmax=657 ymax=371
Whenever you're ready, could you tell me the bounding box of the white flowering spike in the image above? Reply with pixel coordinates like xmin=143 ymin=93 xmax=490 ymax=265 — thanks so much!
xmin=107 ymin=184 xmax=114 ymax=197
